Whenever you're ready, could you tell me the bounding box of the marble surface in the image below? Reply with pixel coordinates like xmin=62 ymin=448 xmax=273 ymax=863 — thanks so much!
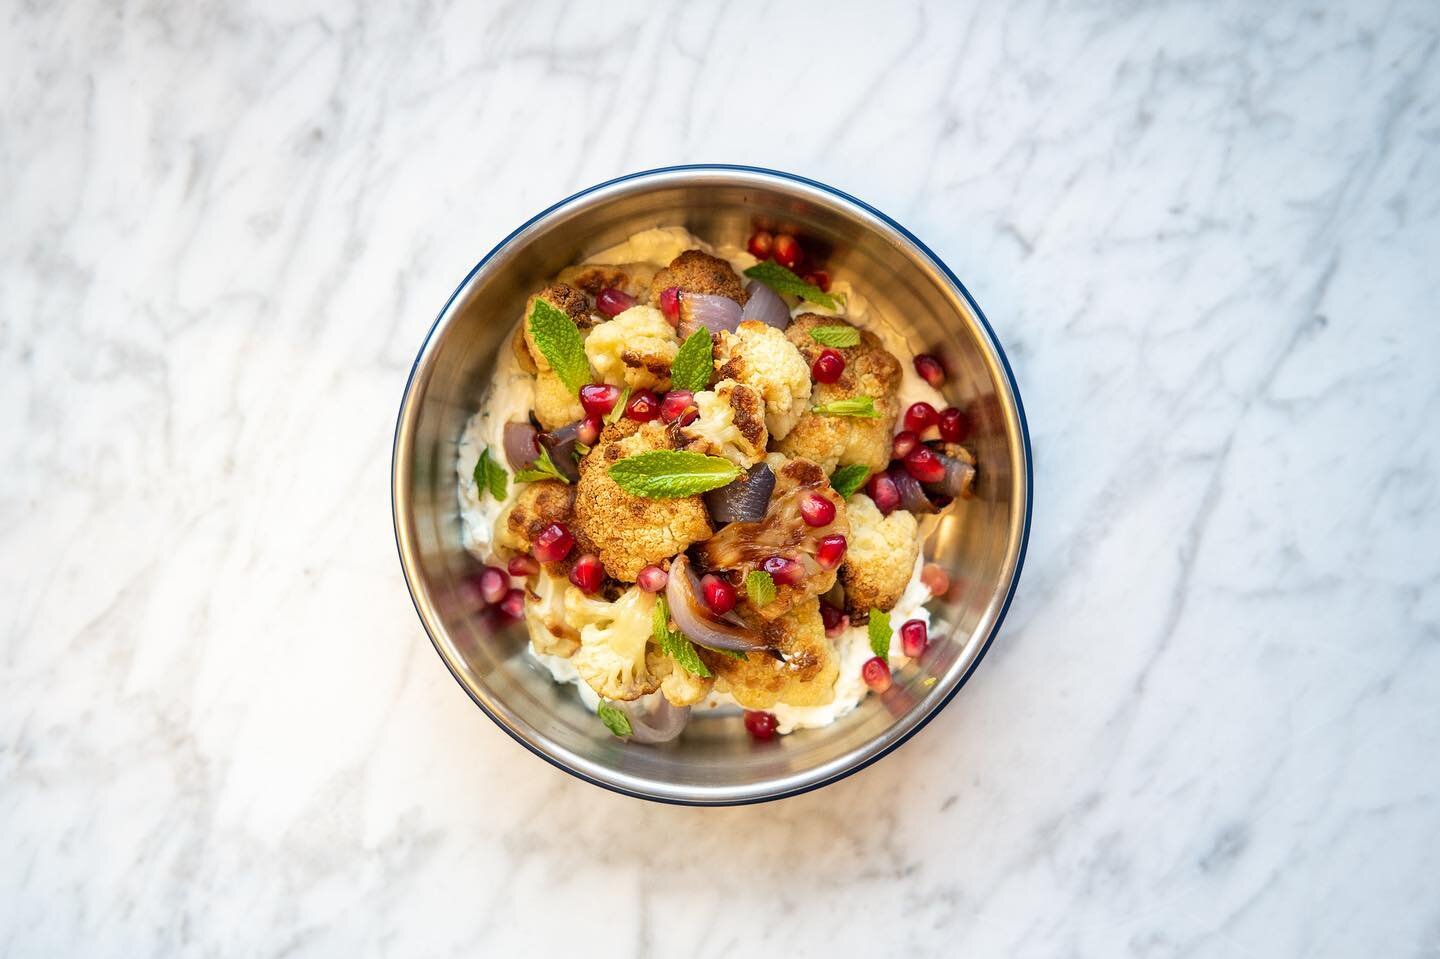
xmin=3 ymin=0 xmax=1438 ymax=955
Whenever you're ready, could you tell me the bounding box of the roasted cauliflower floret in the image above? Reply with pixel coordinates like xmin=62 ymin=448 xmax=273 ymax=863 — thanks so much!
xmin=573 ymin=421 xmax=713 ymax=582
xmin=680 ymin=379 xmax=768 ymax=467
xmin=555 ymin=262 xmax=657 ymax=301
xmin=568 ymin=585 xmax=661 ymax=701
xmin=713 ymin=321 xmax=812 ymax=439
xmin=649 ymin=249 xmax=748 ymax=306
xmin=775 ymin=314 xmax=901 ymax=472
xmin=521 ymin=284 xmax=595 ymax=370
xmin=653 ymin=649 xmax=715 ymax=707
xmin=524 ymin=569 xmax=580 ymax=658
xmin=841 ymin=494 xmax=920 ymax=614
xmin=496 ymin=480 xmax=574 ymax=557
xmin=697 ymin=455 xmax=847 ymax=621
xmin=702 ymin=599 xmax=837 ymax=709
xmin=532 ymin=368 xmax=585 ymax=430
xmin=583 ymin=305 xmax=679 ymax=391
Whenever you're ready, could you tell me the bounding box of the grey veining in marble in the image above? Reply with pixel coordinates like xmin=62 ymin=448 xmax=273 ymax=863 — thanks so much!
xmin=3 ymin=0 xmax=1439 ymax=955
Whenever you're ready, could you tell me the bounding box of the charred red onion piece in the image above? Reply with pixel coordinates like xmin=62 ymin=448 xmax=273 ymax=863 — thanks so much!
xmin=665 ymin=555 xmax=773 ymax=657
xmin=678 ymin=293 xmax=742 ymax=337
xmin=537 ymin=420 xmax=584 ymax=482
xmin=703 ymin=463 xmax=775 ymax=525
xmin=617 ymin=693 xmax=691 ymax=744
xmin=739 ymin=280 xmax=790 ymax=330
xmin=503 ymin=421 xmax=541 ymax=470
xmin=888 ymin=464 xmax=938 ymax=515
xmin=926 ymin=452 xmax=976 ymax=500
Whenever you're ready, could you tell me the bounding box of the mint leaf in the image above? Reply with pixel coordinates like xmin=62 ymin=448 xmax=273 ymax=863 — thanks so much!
xmin=809 ymin=325 xmax=860 ymax=348
xmin=528 ymin=298 xmax=590 ymax=394
xmin=514 ymin=447 xmax=570 ymax=485
xmin=605 ymin=387 xmax=630 ymax=425
xmin=608 ymin=450 xmax=740 ymax=498
xmin=596 ymin=700 xmax=632 ymax=738
xmin=829 ymin=463 xmax=870 ymax=499
xmin=704 ymin=645 xmax=748 ymax=661
xmin=745 ymin=570 xmax=776 ymax=607
xmin=868 ymin=609 xmax=891 ymax=658
xmin=654 ymin=595 xmax=711 ymax=678
xmin=743 ymin=261 xmax=840 ymax=310
xmin=813 ymin=396 xmax=879 ymax=418
xmin=474 ymin=446 xmax=508 ymax=501
xmin=669 ymin=329 xmax=713 ymax=393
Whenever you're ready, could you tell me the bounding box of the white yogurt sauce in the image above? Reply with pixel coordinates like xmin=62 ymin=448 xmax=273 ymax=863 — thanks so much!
xmin=458 ymin=227 xmax=944 ymax=734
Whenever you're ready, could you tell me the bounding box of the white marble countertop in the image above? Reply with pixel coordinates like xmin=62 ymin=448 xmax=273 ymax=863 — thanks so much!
xmin=4 ymin=1 xmax=1438 ymax=955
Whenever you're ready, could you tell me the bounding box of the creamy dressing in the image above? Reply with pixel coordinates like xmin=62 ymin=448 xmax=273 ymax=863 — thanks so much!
xmin=457 ymin=226 xmax=944 ymax=735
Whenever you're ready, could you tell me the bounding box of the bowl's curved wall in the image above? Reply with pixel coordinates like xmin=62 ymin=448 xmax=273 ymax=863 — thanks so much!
xmin=393 ymin=166 xmax=1030 ymax=804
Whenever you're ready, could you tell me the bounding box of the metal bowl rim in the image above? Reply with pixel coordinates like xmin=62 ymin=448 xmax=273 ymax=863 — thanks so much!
xmin=391 ymin=163 xmax=1033 ymax=806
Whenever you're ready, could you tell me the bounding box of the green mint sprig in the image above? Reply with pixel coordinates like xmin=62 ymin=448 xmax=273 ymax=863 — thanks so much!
xmin=514 ymin=447 xmax=570 ymax=485
xmin=743 ymin=261 xmax=841 ymax=310
xmin=596 ymin=700 xmax=632 ymax=738
xmin=745 ymin=570 xmax=777 ymax=607
xmin=474 ymin=447 xmax=508 ymax=501
xmin=868 ymin=609 xmax=891 ymax=658
xmin=669 ymin=329 xmax=713 ymax=394
xmin=809 ymin=325 xmax=860 ymax=348
xmin=607 ymin=450 xmax=740 ymax=498
xmin=528 ymin=299 xmax=590 ymax=394
xmin=813 ymin=396 xmax=879 ymax=418
xmin=654 ymin=595 xmax=710 ymax=678
xmin=829 ymin=463 xmax=870 ymax=499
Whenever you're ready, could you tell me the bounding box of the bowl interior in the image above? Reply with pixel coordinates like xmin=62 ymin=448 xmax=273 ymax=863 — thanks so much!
xmin=394 ymin=168 xmax=1028 ymax=803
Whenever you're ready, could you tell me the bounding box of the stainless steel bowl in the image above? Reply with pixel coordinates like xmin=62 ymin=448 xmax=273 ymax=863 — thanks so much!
xmin=392 ymin=165 xmax=1031 ymax=805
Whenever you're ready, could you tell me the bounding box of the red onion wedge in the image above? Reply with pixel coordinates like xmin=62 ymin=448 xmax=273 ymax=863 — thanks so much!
xmin=678 ymin=293 xmax=742 ymax=337
xmin=666 ymin=556 xmax=775 ymax=658
xmin=888 ymin=464 xmax=938 ymax=515
xmin=537 ymin=420 xmax=584 ymax=482
xmin=503 ymin=421 xmax=541 ymax=470
xmin=740 ymin=280 xmax=790 ymax=330
xmin=703 ymin=463 xmax=775 ymax=525
xmin=925 ymin=451 xmax=976 ymax=500
xmin=616 ymin=693 xmax=690 ymax=744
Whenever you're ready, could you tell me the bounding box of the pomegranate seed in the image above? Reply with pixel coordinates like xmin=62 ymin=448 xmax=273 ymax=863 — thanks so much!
xmin=762 ymin=556 xmax=805 ymax=586
xmin=811 ymin=349 xmax=845 ymax=384
xmin=507 ymin=555 xmax=540 ymax=578
xmin=744 ymin=710 xmax=778 ymax=740
xmin=701 ymin=574 xmax=736 ymax=614
xmin=938 ymin=407 xmax=969 ymax=443
xmin=595 ymin=287 xmax=636 ymax=318
xmin=815 ymin=534 xmax=847 ymax=570
xmin=861 ymin=656 xmax=892 ymax=693
xmin=799 ymin=493 xmax=836 ymax=527
xmin=659 ymin=286 xmax=681 ymax=323
xmin=499 ymin=587 xmax=526 ymax=620
xmin=773 ymin=233 xmax=802 ymax=270
xmin=900 ymin=619 xmax=928 ymax=658
xmin=867 ymin=472 xmax=900 ymax=515
xmin=747 ymin=230 xmax=774 ymax=260
xmin=533 ymin=523 xmax=574 ymax=564
xmin=577 ymin=415 xmax=602 ymax=446
xmin=904 ymin=445 xmax=946 ymax=484
xmin=579 ymin=383 xmax=622 ymax=417
xmin=904 ymin=401 xmax=939 ymax=434
xmin=803 ymin=270 xmax=831 ymax=292
xmin=819 ymin=602 xmax=846 ymax=633
xmin=569 ymin=553 xmax=603 ymax=594
xmin=636 ymin=565 xmax=669 ymax=593
xmin=625 ymin=389 xmax=660 ymax=422
xmin=914 ymin=354 xmax=946 ymax=388
xmin=660 ymin=389 xmax=697 ymax=424
xmin=892 ymin=430 xmax=919 ymax=460
xmin=479 ymin=566 xmax=509 ymax=605
xmin=920 ymin=563 xmax=950 ymax=596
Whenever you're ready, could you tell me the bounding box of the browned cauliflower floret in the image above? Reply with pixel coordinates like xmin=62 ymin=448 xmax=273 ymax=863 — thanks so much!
xmin=652 ymin=647 xmax=715 ymax=707
xmin=567 ymin=585 xmax=662 ymax=701
xmin=841 ymin=494 xmax=919 ymax=614
xmin=497 ymin=479 xmax=574 ymax=555
xmin=532 ymin=369 xmax=585 ymax=430
xmin=701 ymin=599 xmax=836 ymax=709
xmin=555 ymin=262 xmax=657 ymax=301
xmin=573 ymin=421 xmax=713 ymax=582
xmin=713 ymin=321 xmax=812 ymax=439
xmin=583 ymin=305 xmax=679 ymax=391
xmin=649 ymin=249 xmax=748 ymax=306
xmin=775 ymin=314 xmax=901 ymax=472
xmin=521 ymin=284 xmax=596 ymax=369
xmin=680 ymin=379 xmax=768 ymax=467
xmin=697 ymin=454 xmax=847 ymax=621
xmin=524 ymin=569 xmax=580 ymax=658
